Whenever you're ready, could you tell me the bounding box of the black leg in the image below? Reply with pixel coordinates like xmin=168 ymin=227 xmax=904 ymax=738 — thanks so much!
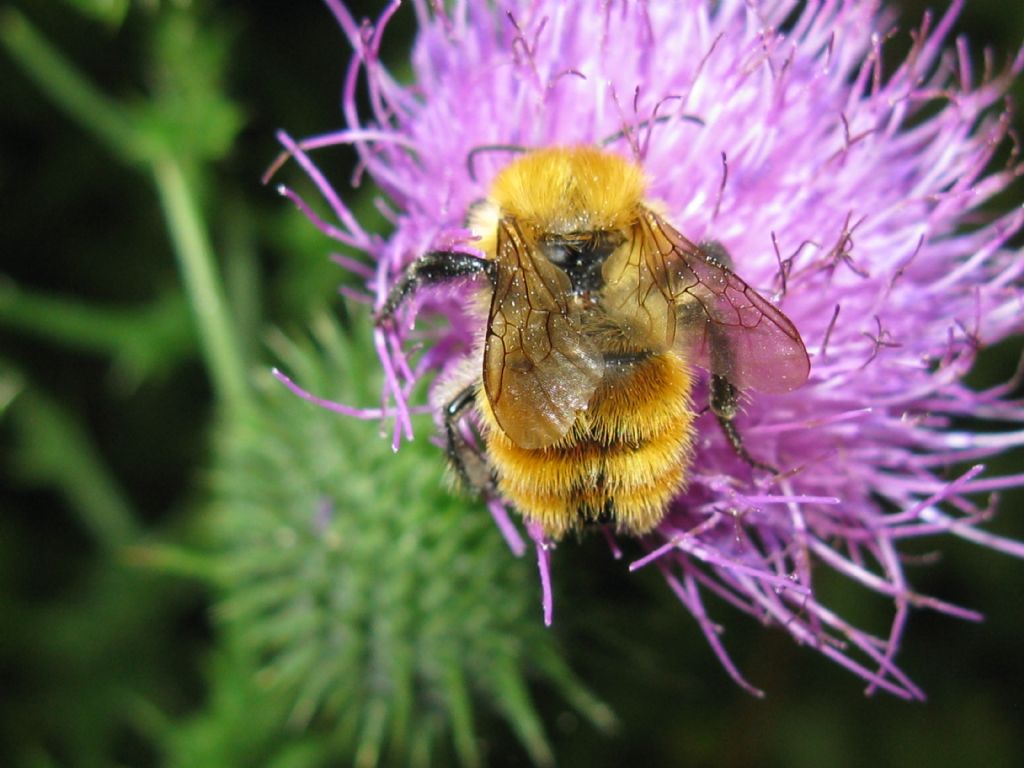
xmin=377 ymin=251 xmax=496 ymax=322
xmin=710 ymin=375 xmax=777 ymax=473
xmin=701 ymin=240 xmax=777 ymax=473
xmin=699 ymin=239 xmax=734 ymax=270
xmin=444 ymin=384 xmax=494 ymax=494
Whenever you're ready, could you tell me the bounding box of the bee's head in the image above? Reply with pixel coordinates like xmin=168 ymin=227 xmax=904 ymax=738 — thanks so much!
xmin=488 ymin=146 xmax=647 ymax=234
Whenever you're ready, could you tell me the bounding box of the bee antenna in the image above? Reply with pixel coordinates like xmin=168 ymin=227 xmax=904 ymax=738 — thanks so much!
xmin=600 ymin=114 xmax=705 ymax=148
xmin=466 ymin=144 xmax=528 ymax=183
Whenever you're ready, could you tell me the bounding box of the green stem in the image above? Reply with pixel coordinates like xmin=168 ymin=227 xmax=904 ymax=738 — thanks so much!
xmin=152 ymin=155 xmax=249 ymax=409
xmin=13 ymin=391 xmax=140 ymax=549
xmin=1 ymin=8 xmax=249 ymax=409
xmin=0 ymin=7 xmax=144 ymax=163
xmin=0 ymin=281 xmax=191 ymax=366
xmin=123 ymin=543 xmax=225 ymax=584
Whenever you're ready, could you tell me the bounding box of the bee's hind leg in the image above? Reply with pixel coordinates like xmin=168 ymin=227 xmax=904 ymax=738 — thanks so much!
xmin=444 ymin=384 xmax=496 ymax=495
xmin=700 ymin=240 xmax=778 ymax=474
xmin=709 ymin=375 xmax=778 ymax=474
xmin=699 ymin=239 xmax=734 ymax=270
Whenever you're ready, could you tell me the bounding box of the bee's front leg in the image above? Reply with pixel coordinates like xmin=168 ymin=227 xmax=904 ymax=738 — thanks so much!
xmin=376 ymin=251 xmax=496 ymax=322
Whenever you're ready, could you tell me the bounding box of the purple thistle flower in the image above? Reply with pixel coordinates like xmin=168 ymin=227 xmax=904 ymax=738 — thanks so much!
xmin=277 ymin=0 xmax=1024 ymax=700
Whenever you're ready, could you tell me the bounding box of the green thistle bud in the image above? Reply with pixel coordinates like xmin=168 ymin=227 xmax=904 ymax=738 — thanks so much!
xmin=185 ymin=311 xmax=612 ymax=767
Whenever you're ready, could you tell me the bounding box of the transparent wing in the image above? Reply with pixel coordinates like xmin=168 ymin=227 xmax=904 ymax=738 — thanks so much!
xmin=603 ymin=207 xmax=810 ymax=393
xmin=483 ymin=218 xmax=605 ymax=449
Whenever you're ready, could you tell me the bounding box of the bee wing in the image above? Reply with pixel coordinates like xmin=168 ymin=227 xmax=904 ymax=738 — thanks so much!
xmin=605 ymin=208 xmax=809 ymax=393
xmin=483 ymin=219 xmax=605 ymax=449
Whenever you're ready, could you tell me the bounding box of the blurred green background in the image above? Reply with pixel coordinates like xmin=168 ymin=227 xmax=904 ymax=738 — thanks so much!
xmin=1 ymin=1 xmax=1022 ymax=766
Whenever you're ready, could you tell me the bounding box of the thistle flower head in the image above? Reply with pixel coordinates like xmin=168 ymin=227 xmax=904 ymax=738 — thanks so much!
xmin=280 ymin=0 xmax=1024 ymax=700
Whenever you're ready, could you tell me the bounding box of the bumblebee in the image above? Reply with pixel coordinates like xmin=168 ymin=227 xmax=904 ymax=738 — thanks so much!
xmin=379 ymin=146 xmax=809 ymax=540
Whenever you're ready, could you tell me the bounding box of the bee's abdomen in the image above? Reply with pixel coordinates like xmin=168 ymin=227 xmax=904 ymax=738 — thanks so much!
xmin=480 ymin=351 xmax=696 ymax=539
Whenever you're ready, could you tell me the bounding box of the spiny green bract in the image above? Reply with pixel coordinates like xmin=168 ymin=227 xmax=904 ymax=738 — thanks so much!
xmin=176 ymin=311 xmax=612 ymax=767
